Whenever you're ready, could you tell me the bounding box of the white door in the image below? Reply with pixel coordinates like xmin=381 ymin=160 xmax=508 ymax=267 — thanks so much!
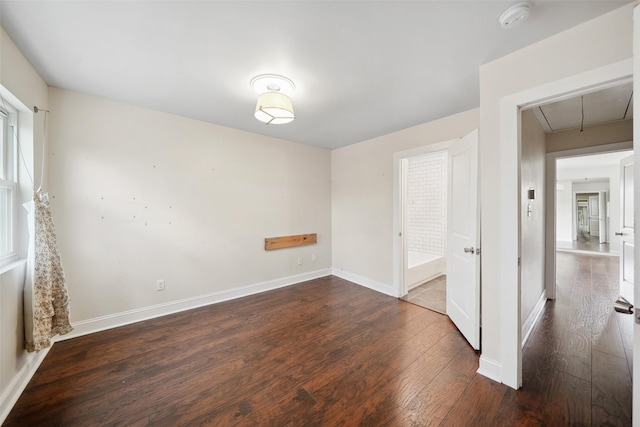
xmin=446 ymin=129 xmax=480 ymax=350
xmin=589 ymin=195 xmax=600 ymax=236
xmin=598 ymin=191 xmax=607 ymax=244
xmin=620 ymin=155 xmax=634 ymax=304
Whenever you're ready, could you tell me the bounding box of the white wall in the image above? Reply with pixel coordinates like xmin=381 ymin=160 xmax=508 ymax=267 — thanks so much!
xmin=520 ymin=110 xmax=546 ymax=327
xmin=331 ymin=109 xmax=479 ymax=292
xmin=479 ymin=3 xmax=633 ymax=387
xmin=547 ymin=119 xmax=632 ymax=153
xmin=556 ymin=180 xmax=574 ymax=242
xmin=47 ymin=88 xmax=332 ymax=323
xmin=0 ymin=27 xmax=49 ymax=422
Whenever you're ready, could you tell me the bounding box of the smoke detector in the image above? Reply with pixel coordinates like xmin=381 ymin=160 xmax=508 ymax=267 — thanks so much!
xmin=499 ymin=2 xmax=531 ymax=29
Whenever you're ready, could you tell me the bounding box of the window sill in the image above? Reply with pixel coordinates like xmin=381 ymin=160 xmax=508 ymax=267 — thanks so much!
xmin=0 ymin=258 xmax=27 ymax=276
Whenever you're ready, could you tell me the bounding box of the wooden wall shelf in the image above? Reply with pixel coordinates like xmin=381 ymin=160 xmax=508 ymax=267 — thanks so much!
xmin=265 ymin=233 xmax=317 ymax=250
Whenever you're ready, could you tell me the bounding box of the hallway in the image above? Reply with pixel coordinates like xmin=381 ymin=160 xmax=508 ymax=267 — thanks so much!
xmin=520 ymin=252 xmax=631 ymax=424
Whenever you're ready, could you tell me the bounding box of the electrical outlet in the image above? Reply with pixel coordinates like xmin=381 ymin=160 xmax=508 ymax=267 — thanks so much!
xmin=297 ymin=257 xmax=303 ymax=266
xmin=311 ymin=254 xmax=317 ymax=262
xmin=156 ymin=280 xmax=165 ymax=291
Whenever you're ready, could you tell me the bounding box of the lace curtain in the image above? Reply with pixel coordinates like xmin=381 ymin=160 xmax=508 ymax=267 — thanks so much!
xmin=24 ymin=191 xmax=72 ymax=352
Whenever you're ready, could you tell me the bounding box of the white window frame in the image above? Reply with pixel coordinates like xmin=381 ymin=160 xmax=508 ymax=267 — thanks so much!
xmin=0 ymin=103 xmax=18 ymax=264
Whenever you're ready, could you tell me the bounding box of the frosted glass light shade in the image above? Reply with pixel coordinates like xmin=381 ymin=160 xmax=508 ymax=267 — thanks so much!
xmin=255 ymin=91 xmax=295 ymax=124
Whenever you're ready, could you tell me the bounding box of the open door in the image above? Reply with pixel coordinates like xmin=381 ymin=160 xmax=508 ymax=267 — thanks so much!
xmin=446 ymin=129 xmax=480 ymax=350
xmin=598 ymin=191 xmax=607 ymax=244
xmin=589 ymin=194 xmax=600 ymax=237
xmin=619 ymin=155 xmax=634 ymax=304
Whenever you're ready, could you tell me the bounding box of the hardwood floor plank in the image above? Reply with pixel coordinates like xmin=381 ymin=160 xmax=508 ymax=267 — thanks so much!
xmin=591 ymin=349 xmax=632 ymax=426
xmin=518 ymin=331 xmax=558 ymax=413
xmin=542 ymin=371 xmax=591 ymax=426
xmin=394 ymin=346 xmax=478 ymax=426
xmin=489 ymin=390 xmax=545 ymax=427
xmin=438 ymin=375 xmax=508 ymax=427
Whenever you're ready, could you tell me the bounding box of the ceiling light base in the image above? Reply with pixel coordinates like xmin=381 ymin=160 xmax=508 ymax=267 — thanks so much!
xmin=250 ymin=74 xmax=295 ymax=96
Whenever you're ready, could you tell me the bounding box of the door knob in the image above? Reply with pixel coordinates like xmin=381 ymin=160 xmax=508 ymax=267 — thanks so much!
xmin=614 ymin=297 xmax=633 ymax=314
xmin=615 ymin=232 xmax=624 ymax=236
xmin=464 ymin=247 xmax=475 ymax=254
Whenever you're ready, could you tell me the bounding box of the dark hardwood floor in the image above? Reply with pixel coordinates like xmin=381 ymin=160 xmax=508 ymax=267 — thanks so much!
xmin=3 ymin=254 xmax=632 ymax=426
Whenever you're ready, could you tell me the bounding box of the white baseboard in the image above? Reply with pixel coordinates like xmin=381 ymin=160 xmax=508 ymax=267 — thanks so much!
xmin=477 ymin=355 xmax=502 ymax=383
xmin=58 ymin=268 xmax=332 ymax=341
xmin=522 ymin=292 xmax=547 ymax=348
xmin=331 ymin=268 xmax=396 ymax=297
xmin=0 ymin=348 xmax=50 ymax=425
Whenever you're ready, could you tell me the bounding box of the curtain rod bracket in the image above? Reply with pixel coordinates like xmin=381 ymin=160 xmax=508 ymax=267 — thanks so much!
xmin=33 ymin=106 xmax=50 ymax=113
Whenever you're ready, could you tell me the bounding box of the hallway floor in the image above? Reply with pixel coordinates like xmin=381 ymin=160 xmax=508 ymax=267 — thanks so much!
xmin=521 ymin=251 xmax=632 ymax=425
xmin=557 ymin=229 xmax=610 ymax=254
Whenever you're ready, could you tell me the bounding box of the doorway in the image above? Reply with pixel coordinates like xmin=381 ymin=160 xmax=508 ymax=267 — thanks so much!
xmin=496 ymin=57 xmax=634 ymax=389
xmin=393 ymin=129 xmax=480 ymax=349
xmin=519 ymin=80 xmax=633 ymax=419
xmin=555 ymin=151 xmax=632 ymax=256
xmin=399 ymin=151 xmax=448 ymax=314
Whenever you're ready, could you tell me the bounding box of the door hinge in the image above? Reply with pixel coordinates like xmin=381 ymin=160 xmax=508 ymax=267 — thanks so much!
xmin=517 ymin=257 xmax=521 ymax=267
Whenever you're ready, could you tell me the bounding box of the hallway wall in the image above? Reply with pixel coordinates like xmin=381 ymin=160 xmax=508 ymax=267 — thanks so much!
xmin=547 ymin=120 xmax=632 ymax=153
xmin=520 ymin=110 xmax=546 ymax=327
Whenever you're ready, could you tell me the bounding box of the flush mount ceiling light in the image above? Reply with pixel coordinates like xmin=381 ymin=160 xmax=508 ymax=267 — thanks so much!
xmin=250 ymin=74 xmax=295 ymax=125
xmin=499 ymin=2 xmax=531 ymax=29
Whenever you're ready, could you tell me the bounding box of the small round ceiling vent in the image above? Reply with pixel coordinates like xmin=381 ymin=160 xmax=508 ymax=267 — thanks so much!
xmin=499 ymin=2 xmax=531 ymax=29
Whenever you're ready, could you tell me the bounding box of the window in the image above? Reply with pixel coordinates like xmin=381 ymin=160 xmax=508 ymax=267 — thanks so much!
xmin=0 ymin=103 xmax=17 ymax=262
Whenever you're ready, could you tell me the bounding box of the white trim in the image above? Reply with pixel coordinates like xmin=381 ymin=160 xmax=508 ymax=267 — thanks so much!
xmin=500 ymin=58 xmax=633 ymax=390
xmin=0 ymin=348 xmax=50 ymax=425
xmin=331 ymin=268 xmax=396 ymax=297
xmin=477 ymin=356 xmax=502 ymax=383
xmin=0 ymin=257 xmax=25 ymax=276
xmin=58 ymin=268 xmax=332 ymax=341
xmin=521 ymin=292 xmax=546 ymax=347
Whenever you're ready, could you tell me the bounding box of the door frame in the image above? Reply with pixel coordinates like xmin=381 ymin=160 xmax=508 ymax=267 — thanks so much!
xmin=393 ymin=139 xmax=456 ymax=298
xmin=546 ymin=141 xmax=632 ymax=299
xmin=499 ymin=58 xmax=632 ymax=389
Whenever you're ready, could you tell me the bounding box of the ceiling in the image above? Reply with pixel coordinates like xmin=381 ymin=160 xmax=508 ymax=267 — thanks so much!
xmin=532 ymin=82 xmax=633 ymax=133
xmin=0 ymin=1 xmax=631 ymax=149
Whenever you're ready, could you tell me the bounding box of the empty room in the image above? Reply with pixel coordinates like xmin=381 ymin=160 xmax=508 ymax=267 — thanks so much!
xmin=0 ymin=1 xmax=638 ymax=425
